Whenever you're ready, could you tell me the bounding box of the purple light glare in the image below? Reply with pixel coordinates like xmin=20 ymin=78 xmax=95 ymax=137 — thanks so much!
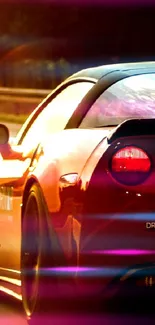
xmin=47 ymin=266 xmax=97 ymax=272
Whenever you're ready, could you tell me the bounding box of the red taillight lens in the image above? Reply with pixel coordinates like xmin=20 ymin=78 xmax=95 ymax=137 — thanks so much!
xmin=112 ymin=146 xmax=151 ymax=172
xmin=111 ymin=146 xmax=151 ymax=185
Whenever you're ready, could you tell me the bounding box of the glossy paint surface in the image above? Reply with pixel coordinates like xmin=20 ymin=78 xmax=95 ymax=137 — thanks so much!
xmin=1 ymin=62 xmax=155 ymax=303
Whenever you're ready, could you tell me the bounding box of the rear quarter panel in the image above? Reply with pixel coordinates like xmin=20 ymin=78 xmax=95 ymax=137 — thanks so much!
xmin=31 ymin=129 xmax=110 ymax=213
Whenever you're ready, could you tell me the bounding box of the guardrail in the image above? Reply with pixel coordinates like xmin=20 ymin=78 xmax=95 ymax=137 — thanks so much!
xmin=0 ymin=87 xmax=50 ymax=103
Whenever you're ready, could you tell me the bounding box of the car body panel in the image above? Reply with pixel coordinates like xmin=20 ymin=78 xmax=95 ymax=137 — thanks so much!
xmin=32 ymin=128 xmax=111 ymax=211
xmin=0 ymin=117 xmax=111 ymax=281
xmin=0 ymin=158 xmax=32 ymax=277
xmin=75 ymin=135 xmax=155 ymax=294
xmin=1 ymin=62 xmax=155 ymax=299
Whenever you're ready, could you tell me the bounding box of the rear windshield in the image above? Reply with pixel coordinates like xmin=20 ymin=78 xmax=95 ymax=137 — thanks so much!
xmin=80 ymin=73 xmax=155 ymax=128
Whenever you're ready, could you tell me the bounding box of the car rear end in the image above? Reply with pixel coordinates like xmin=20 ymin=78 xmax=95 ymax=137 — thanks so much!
xmin=77 ymin=119 xmax=155 ymax=304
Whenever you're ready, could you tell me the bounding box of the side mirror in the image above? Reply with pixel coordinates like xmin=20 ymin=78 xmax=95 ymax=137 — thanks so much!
xmin=0 ymin=124 xmax=22 ymax=160
xmin=0 ymin=124 xmax=30 ymax=161
xmin=0 ymin=124 xmax=9 ymax=145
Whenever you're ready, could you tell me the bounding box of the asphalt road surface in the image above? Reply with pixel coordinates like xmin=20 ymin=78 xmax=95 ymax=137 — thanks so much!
xmin=1 ymin=295 xmax=155 ymax=325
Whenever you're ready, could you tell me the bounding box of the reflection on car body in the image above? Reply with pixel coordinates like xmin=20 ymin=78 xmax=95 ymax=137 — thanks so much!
xmin=0 ymin=62 xmax=155 ymax=322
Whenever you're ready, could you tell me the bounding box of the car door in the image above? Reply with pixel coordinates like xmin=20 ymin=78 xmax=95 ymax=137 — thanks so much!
xmin=0 ymin=81 xmax=94 ymax=280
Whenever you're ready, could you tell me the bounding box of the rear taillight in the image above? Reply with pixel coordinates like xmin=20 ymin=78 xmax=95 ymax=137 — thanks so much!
xmin=112 ymin=146 xmax=151 ymax=172
xmin=111 ymin=146 xmax=151 ymax=185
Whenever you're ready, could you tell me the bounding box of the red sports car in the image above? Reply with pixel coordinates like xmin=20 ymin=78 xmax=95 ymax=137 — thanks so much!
xmin=0 ymin=62 xmax=155 ymax=322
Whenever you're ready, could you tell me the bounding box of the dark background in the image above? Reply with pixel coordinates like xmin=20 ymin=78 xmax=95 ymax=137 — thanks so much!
xmin=0 ymin=2 xmax=154 ymax=89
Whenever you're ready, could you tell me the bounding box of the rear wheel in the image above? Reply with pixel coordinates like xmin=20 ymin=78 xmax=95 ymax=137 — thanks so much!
xmin=21 ymin=183 xmax=64 ymax=324
xmin=22 ymin=192 xmax=40 ymax=318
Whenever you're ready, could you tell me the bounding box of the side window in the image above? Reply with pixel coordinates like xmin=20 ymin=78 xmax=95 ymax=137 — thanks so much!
xmin=20 ymin=82 xmax=94 ymax=149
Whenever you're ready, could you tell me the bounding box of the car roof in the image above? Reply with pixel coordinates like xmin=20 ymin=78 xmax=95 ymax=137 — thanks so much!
xmin=68 ymin=61 xmax=155 ymax=81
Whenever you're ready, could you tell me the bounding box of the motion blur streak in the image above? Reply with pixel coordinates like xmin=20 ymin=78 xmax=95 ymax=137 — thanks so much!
xmin=90 ymin=249 xmax=155 ymax=256
xmin=0 ymin=286 xmax=22 ymax=300
xmin=0 ymin=277 xmax=21 ymax=286
xmin=0 ymin=267 xmax=20 ymax=274
xmin=44 ymin=266 xmax=124 ymax=277
xmin=88 ymin=213 xmax=155 ymax=221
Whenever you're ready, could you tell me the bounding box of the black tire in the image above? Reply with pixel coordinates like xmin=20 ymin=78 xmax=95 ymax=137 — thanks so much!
xmin=21 ymin=183 xmax=68 ymax=325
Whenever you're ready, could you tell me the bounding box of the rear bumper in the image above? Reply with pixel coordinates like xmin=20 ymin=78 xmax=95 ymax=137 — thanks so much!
xmin=77 ymin=192 xmax=155 ymax=298
xmin=73 ymin=262 xmax=155 ymax=307
xmin=102 ymin=262 xmax=155 ymax=311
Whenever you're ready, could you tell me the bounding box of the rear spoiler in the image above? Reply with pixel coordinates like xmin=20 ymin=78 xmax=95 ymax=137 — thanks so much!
xmin=107 ymin=118 xmax=155 ymax=144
